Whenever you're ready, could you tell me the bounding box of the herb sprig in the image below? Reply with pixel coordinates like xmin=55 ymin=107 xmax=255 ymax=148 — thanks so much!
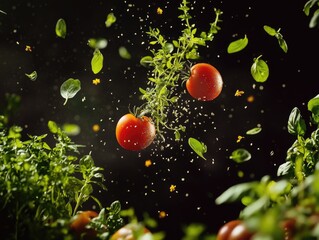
xmin=138 ymin=0 xmax=222 ymax=141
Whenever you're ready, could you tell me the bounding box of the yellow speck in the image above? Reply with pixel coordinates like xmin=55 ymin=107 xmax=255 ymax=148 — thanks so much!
xmin=169 ymin=184 xmax=176 ymax=192
xmin=157 ymin=7 xmax=163 ymax=15
xmin=92 ymin=124 xmax=100 ymax=132
xmin=145 ymin=160 xmax=152 ymax=167
xmin=235 ymin=90 xmax=244 ymax=97
xmin=247 ymin=95 xmax=255 ymax=103
xmin=236 ymin=135 xmax=244 ymax=143
xmin=92 ymin=78 xmax=101 ymax=85
xmin=25 ymin=45 xmax=32 ymax=52
xmin=158 ymin=211 xmax=167 ymax=218
xmin=238 ymin=171 xmax=244 ymax=178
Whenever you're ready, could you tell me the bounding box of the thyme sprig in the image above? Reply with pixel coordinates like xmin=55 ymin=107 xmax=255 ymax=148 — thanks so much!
xmin=139 ymin=0 xmax=222 ymax=141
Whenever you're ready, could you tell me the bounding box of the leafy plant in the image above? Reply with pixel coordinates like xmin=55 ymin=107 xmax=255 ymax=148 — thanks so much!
xmin=215 ymin=93 xmax=319 ymax=238
xmin=0 ymin=108 xmax=106 ymax=239
xmin=137 ymin=0 xmax=223 ymax=141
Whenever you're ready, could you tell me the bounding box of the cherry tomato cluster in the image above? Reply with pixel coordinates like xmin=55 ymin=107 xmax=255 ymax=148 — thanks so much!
xmin=115 ymin=63 xmax=223 ymax=151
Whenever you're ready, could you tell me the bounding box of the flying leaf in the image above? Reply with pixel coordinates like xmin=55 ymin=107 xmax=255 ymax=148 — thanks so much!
xmin=62 ymin=123 xmax=81 ymax=136
xmin=0 ymin=9 xmax=7 ymax=15
xmin=230 ymin=148 xmax=251 ymax=163
xmin=91 ymin=49 xmax=104 ymax=74
xmin=246 ymin=127 xmax=262 ymax=135
xmin=251 ymin=55 xmax=269 ymax=82
xmin=25 ymin=71 xmax=37 ymax=81
xmin=140 ymin=56 xmax=153 ymax=68
xmin=55 ymin=18 xmax=67 ymax=38
xmin=188 ymin=137 xmax=207 ymax=160
xmin=227 ymin=35 xmax=248 ymax=54
xmin=118 ymin=46 xmax=131 ymax=59
xmin=105 ymin=13 xmax=116 ymax=27
xmin=263 ymin=25 xmax=277 ymax=36
xmin=60 ymin=78 xmax=81 ymax=105
xmin=88 ymin=38 xmax=108 ymax=49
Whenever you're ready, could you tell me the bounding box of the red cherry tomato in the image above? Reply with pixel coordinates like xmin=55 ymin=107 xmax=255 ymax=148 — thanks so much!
xmin=115 ymin=113 xmax=156 ymax=151
xmin=110 ymin=223 xmax=151 ymax=240
xmin=217 ymin=220 xmax=253 ymax=240
xmin=186 ymin=63 xmax=223 ymax=101
xmin=70 ymin=210 xmax=98 ymax=240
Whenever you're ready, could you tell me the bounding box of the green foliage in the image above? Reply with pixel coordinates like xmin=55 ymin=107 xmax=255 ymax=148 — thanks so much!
xmin=216 ymin=94 xmax=319 ymax=238
xmin=137 ymin=0 xmax=222 ymax=141
xmin=188 ymin=137 xmax=207 ymax=160
xmin=0 ymin=117 xmax=106 ymax=239
xmin=105 ymin=12 xmax=116 ymax=28
xmin=25 ymin=70 xmax=38 ymax=81
xmin=304 ymin=0 xmax=319 ymax=28
xmin=227 ymin=35 xmax=248 ymax=54
xmin=263 ymin=25 xmax=288 ymax=53
xmin=60 ymin=78 xmax=81 ymax=105
xmin=91 ymin=49 xmax=104 ymax=74
xmin=55 ymin=18 xmax=67 ymax=39
xmin=229 ymin=148 xmax=251 ymax=163
xmin=250 ymin=55 xmax=269 ymax=83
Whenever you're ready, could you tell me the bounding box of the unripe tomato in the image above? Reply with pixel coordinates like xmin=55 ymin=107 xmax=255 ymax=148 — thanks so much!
xmin=69 ymin=210 xmax=98 ymax=240
xmin=115 ymin=113 xmax=156 ymax=151
xmin=186 ymin=63 xmax=223 ymax=101
xmin=110 ymin=223 xmax=151 ymax=240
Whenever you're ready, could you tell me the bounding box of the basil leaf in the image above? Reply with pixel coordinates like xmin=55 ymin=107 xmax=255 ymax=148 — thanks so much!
xmin=263 ymin=25 xmax=277 ymax=36
xmin=118 ymin=46 xmax=131 ymax=59
xmin=91 ymin=49 xmax=104 ymax=74
xmin=251 ymin=56 xmax=269 ymax=83
xmin=60 ymin=78 xmax=81 ymax=105
xmin=246 ymin=127 xmax=262 ymax=135
xmin=287 ymin=107 xmax=306 ymax=136
xmin=230 ymin=148 xmax=251 ymax=163
xmin=308 ymin=94 xmax=319 ymax=124
xmin=227 ymin=35 xmax=248 ymax=54
xmin=188 ymin=137 xmax=207 ymax=160
xmin=105 ymin=12 xmax=116 ymax=28
xmin=55 ymin=18 xmax=67 ymax=39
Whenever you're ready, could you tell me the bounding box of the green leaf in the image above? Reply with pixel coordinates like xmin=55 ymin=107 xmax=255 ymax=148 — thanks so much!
xmin=188 ymin=137 xmax=207 ymax=160
xmin=227 ymin=35 xmax=248 ymax=54
xmin=105 ymin=12 xmax=116 ymax=27
xmin=215 ymin=182 xmax=255 ymax=205
xmin=88 ymin=38 xmax=108 ymax=49
xmin=55 ymin=18 xmax=67 ymax=38
xmin=277 ymin=162 xmax=292 ymax=176
xmin=246 ymin=127 xmax=262 ymax=135
xmin=60 ymin=78 xmax=81 ymax=105
xmin=48 ymin=120 xmax=59 ymax=134
xmin=140 ymin=56 xmax=153 ymax=68
xmin=62 ymin=123 xmax=81 ymax=136
xmin=310 ymin=8 xmax=319 ymax=28
xmin=230 ymin=148 xmax=251 ymax=163
xmin=287 ymin=107 xmax=306 ymax=136
xmin=118 ymin=46 xmax=131 ymax=59
xmin=278 ymin=37 xmax=288 ymax=53
xmin=251 ymin=56 xmax=269 ymax=83
xmin=91 ymin=49 xmax=104 ymax=74
xmin=164 ymin=43 xmax=174 ymax=53
xmin=308 ymin=94 xmax=319 ymax=124
xmin=25 ymin=71 xmax=37 ymax=81
xmin=241 ymin=196 xmax=269 ymax=218
xmin=263 ymin=25 xmax=277 ymax=36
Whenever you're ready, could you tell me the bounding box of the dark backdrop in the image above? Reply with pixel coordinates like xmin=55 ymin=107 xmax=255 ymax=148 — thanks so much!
xmin=1 ymin=0 xmax=319 ymax=238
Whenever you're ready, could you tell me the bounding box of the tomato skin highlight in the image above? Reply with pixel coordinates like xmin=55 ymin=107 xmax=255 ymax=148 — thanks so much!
xmin=186 ymin=63 xmax=223 ymax=101
xmin=217 ymin=220 xmax=252 ymax=240
xmin=115 ymin=113 xmax=156 ymax=151
xmin=110 ymin=223 xmax=150 ymax=240
xmin=69 ymin=210 xmax=98 ymax=240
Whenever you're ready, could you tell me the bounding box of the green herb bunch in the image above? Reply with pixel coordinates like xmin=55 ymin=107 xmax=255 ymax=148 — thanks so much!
xmin=215 ymin=94 xmax=319 ymax=238
xmin=0 ymin=101 xmax=106 ymax=239
xmin=138 ymin=0 xmax=222 ymax=141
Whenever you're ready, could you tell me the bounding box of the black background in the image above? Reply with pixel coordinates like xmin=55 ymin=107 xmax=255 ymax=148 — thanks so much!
xmin=1 ymin=0 xmax=319 ymax=239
